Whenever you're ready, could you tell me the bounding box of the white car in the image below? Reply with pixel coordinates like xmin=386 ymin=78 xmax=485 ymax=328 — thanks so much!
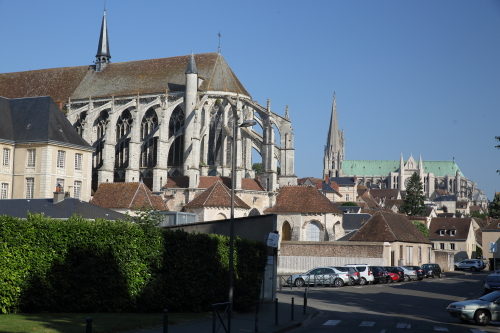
xmin=286 ymin=267 xmax=342 ymax=287
xmin=455 ymin=259 xmax=484 ymax=272
xmin=344 ymin=264 xmax=375 ymax=285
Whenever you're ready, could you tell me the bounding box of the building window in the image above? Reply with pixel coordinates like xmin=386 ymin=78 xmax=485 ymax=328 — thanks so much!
xmin=26 ymin=178 xmax=34 ymax=199
xmin=418 ymin=246 xmax=422 ymax=263
xmin=439 ymin=230 xmax=445 ymax=236
xmin=282 ymin=221 xmax=291 ymax=241
xmin=450 ymin=243 xmax=455 ymax=250
xmin=57 ymin=150 xmax=66 ymax=169
xmin=75 ymin=153 xmax=83 ymax=171
xmin=346 ymin=186 xmax=349 ymax=190
xmin=2 ymin=148 xmax=10 ymax=166
xmin=74 ymin=181 xmax=82 ymax=199
xmin=56 ymin=178 xmax=65 ymax=192
xmin=440 ymin=243 xmax=445 ymax=250
xmin=27 ymin=149 xmax=36 ymax=167
xmin=450 ymin=230 xmax=456 ymax=236
xmin=306 ymin=222 xmax=321 ymax=241
xmin=346 ymin=194 xmax=349 ymax=201
xmin=1 ymin=183 xmax=8 ymax=199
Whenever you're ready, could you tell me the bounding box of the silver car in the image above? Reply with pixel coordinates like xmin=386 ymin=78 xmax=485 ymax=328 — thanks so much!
xmin=286 ymin=267 xmax=340 ymax=287
xmin=454 ymin=259 xmax=483 ymax=272
xmin=397 ymin=266 xmax=418 ymax=281
xmin=447 ymin=291 xmax=500 ymax=325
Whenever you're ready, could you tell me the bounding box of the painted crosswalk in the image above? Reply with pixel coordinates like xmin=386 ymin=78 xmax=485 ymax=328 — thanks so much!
xmin=321 ymin=319 xmax=486 ymax=332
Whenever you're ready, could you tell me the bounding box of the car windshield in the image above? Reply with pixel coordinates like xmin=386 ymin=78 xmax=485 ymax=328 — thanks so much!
xmin=422 ymin=264 xmax=432 ymax=269
xmin=487 ymin=276 xmax=500 ymax=283
xmin=405 ymin=266 xmax=419 ymax=270
xmin=479 ymin=291 xmax=500 ymax=302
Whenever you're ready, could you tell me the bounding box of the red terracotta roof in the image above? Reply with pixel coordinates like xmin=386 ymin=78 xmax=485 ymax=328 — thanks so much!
xmin=350 ymin=211 xmax=431 ymax=244
xmin=265 ymin=186 xmax=343 ymax=214
xmin=483 ymin=219 xmax=500 ymax=230
xmin=183 ymin=181 xmax=250 ymax=209
xmin=91 ymin=182 xmax=168 ymax=211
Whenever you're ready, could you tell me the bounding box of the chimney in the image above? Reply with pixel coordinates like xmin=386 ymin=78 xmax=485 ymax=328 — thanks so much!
xmin=54 ymin=184 xmax=65 ymax=204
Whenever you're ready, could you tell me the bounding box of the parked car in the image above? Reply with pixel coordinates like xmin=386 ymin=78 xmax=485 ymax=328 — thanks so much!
xmin=383 ymin=266 xmax=404 ymax=282
xmin=370 ymin=266 xmax=390 ymax=284
xmin=344 ymin=264 xmax=375 ymax=285
xmin=447 ymin=290 xmax=500 ymax=325
xmin=342 ymin=266 xmax=361 ymax=285
xmin=404 ymin=266 xmax=425 ymax=280
xmin=385 ymin=271 xmax=400 ymax=282
xmin=421 ymin=263 xmax=442 ymax=278
xmin=396 ymin=266 xmax=419 ymax=281
xmin=286 ymin=267 xmax=340 ymax=287
xmin=484 ymin=273 xmax=500 ymax=294
xmin=455 ymin=259 xmax=484 ymax=272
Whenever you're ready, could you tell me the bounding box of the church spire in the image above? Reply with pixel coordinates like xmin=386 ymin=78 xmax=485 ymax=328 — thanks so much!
xmin=95 ymin=9 xmax=111 ymax=72
xmin=323 ymin=93 xmax=344 ymax=177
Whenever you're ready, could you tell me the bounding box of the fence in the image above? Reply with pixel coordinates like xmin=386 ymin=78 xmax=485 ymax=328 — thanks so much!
xmin=277 ymin=273 xmax=341 ymax=290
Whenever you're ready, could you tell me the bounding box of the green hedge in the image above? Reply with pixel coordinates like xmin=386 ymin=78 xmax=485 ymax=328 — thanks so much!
xmin=0 ymin=214 xmax=267 ymax=314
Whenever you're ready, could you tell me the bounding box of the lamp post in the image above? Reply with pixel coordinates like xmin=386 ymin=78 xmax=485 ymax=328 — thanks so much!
xmin=228 ymin=108 xmax=256 ymax=332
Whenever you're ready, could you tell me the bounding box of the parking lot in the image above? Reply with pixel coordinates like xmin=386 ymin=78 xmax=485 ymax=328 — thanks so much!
xmin=277 ymin=271 xmax=498 ymax=332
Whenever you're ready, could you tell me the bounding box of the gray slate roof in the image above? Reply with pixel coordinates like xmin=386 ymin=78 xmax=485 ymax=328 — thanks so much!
xmin=0 ymin=198 xmax=125 ymax=220
xmin=343 ymin=213 xmax=372 ymax=231
xmin=0 ymin=96 xmax=91 ymax=148
xmin=329 ymin=177 xmax=356 ymax=186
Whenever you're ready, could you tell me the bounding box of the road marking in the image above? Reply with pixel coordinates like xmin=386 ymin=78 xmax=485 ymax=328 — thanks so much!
xmin=434 ymin=327 xmax=449 ymax=331
xmin=396 ymin=323 xmax=411 ymax=328
xmin=380 ymin=330 xmax=386 ymax=333
xmin=470 ymin=329 xmax=486 ymax=333
xmin=360 ymin=321 xmax=375 ymax=327
xmin=323 ymin=320 xmax=340 ymax=326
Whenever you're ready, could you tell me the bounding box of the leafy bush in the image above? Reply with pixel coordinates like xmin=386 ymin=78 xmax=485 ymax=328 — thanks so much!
xmin=0 ymin=214 xmax=267 ymax=314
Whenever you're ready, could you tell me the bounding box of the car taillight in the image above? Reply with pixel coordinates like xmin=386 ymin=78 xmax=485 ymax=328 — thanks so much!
xmin=412 ymin=271 xmax=416 ymax=274
xmin=355 ymin=272 xmax=359 ymax=276
xmin=368 ymin=270 xmax=371 ymax=275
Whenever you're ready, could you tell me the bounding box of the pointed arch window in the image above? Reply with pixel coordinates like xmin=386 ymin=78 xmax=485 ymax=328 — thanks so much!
xmin=168 ymin=107 xmax=185 ymax=166
xmin=74 ymin=111 xmax=87 ymax=137
xmin=306 ymin=222 xmax=320 ymax=241
xmin=140 ymin=109 xmax=158 ymax=167
xmin=116 ymin=110 xmax=132 ymax=168
xmin=93 ymin=111 xmax=108 ymax=169
xmin=282 ymin=221 xmax=291 ymax=241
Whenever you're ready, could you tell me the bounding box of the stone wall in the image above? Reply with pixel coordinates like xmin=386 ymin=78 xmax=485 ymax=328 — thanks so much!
xmin=434 ymin=250 xmax=455 ymax=272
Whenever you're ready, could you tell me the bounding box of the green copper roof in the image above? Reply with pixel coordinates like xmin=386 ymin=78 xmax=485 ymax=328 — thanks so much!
xmin=342 ymin=160 xmax=464 ymax=178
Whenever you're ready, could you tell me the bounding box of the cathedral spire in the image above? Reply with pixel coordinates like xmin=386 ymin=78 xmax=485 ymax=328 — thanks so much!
xmin=323 ymin=92 xmax=344 ymax=177
xmin=95 ymin=9 xmax=111 ymax=72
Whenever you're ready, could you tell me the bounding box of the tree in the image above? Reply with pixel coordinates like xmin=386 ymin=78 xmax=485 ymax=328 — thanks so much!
xmin=252 ymin=163 xmax=262 ymax=174
xmin=341 ymin=202 xmax=358 ymax=206
xmin=401 ymin=172 xmax=426 ymax=216
xmin=411 ymin=221 xmax=429 ymax=238
xmin=490 ymin=192 xmax=500 ymax=219
xmin=471 ymin=210 xmax=488 ymax=220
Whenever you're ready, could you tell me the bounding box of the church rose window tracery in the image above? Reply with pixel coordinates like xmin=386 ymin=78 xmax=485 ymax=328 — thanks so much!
xmin=168 ymin=106 xmax=185 ymax=166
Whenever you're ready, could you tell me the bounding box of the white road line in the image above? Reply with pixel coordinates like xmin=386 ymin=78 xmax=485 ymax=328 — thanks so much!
xmin=396 ymin=323 xmax=411 ymax=328
xmin=434 ymin=327 xmax=449 ymax=331
xmin=360 ymin=321 xmax=375 ymax=327
xmin=323 ymin=320 xmax=340 ymax=326
xmin=470 ymin=329 xmax=486 ymax=333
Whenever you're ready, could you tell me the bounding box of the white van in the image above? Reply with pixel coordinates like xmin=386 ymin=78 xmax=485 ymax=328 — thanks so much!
xmin=344 ymin=264 xmax=375 ymax=285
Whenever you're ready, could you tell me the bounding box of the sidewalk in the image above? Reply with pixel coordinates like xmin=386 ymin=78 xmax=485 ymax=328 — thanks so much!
xmin=130 ymin=300 xmax=317 ymax=333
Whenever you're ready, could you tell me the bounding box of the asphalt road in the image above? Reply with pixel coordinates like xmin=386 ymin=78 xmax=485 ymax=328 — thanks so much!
xmin=276 ymin=272 xmax=499 ymax=333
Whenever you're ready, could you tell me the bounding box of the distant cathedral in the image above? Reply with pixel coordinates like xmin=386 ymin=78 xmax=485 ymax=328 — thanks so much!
xmin=0 ymin=10 xmax=297 ymax=198
xmin=323 ymin=94 xmax=483 ymax=201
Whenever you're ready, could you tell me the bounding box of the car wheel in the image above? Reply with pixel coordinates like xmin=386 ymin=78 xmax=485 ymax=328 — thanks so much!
xmin=360 ymin=277 xmax=367 ymax=285
xmin=348 ymin=277 xmax=355 ymax=286
xmin=403 ymin=275 xmax=410 ymax=282
xmin=294 ymin=278 xmax=305 ymax=287
xmin=437 ymin=272 xmax=442 ymax=278
xmin=471 ymin=267 xmax=477 ymax=272
xmin=454 ymin=265 xmax=458 ymax=270
xmin=334 ymin=278 xmax=344 ymax=287
xmin=475 ymin=309 xmax=491 ymax=326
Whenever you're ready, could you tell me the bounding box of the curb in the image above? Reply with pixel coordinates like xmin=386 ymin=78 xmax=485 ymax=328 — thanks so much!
xmin=271 ymin=308 xmax=320 ymax=333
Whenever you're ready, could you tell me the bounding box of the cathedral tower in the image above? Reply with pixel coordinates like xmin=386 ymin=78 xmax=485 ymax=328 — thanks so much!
xmin=323 ymin=93 xmax=344 ymax=177
xmin=95 ymin=9 xmax=111 ymax=72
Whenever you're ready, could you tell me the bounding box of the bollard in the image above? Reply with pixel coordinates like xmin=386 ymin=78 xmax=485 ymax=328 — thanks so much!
xmin=255 ymin=301 xmax=260 ymax=331
xmin=274 ymin=298 xmax=278 ymax=325
xmin=303 ymin=289 xmax=307 ymax=315
xmin=212 ymin=308 xmax=216 ymax=333
xmin=163 ymin=309 xmax=168 ymax=333
xmin=86 ymin=317 xmax=92 ymax=333
xmin=291 ymin=297 xmax=294 ymax=321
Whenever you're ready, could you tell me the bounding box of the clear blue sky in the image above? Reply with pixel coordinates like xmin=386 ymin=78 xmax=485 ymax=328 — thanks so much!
xmin=1 ymin=0 xmax=499 ymax=200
